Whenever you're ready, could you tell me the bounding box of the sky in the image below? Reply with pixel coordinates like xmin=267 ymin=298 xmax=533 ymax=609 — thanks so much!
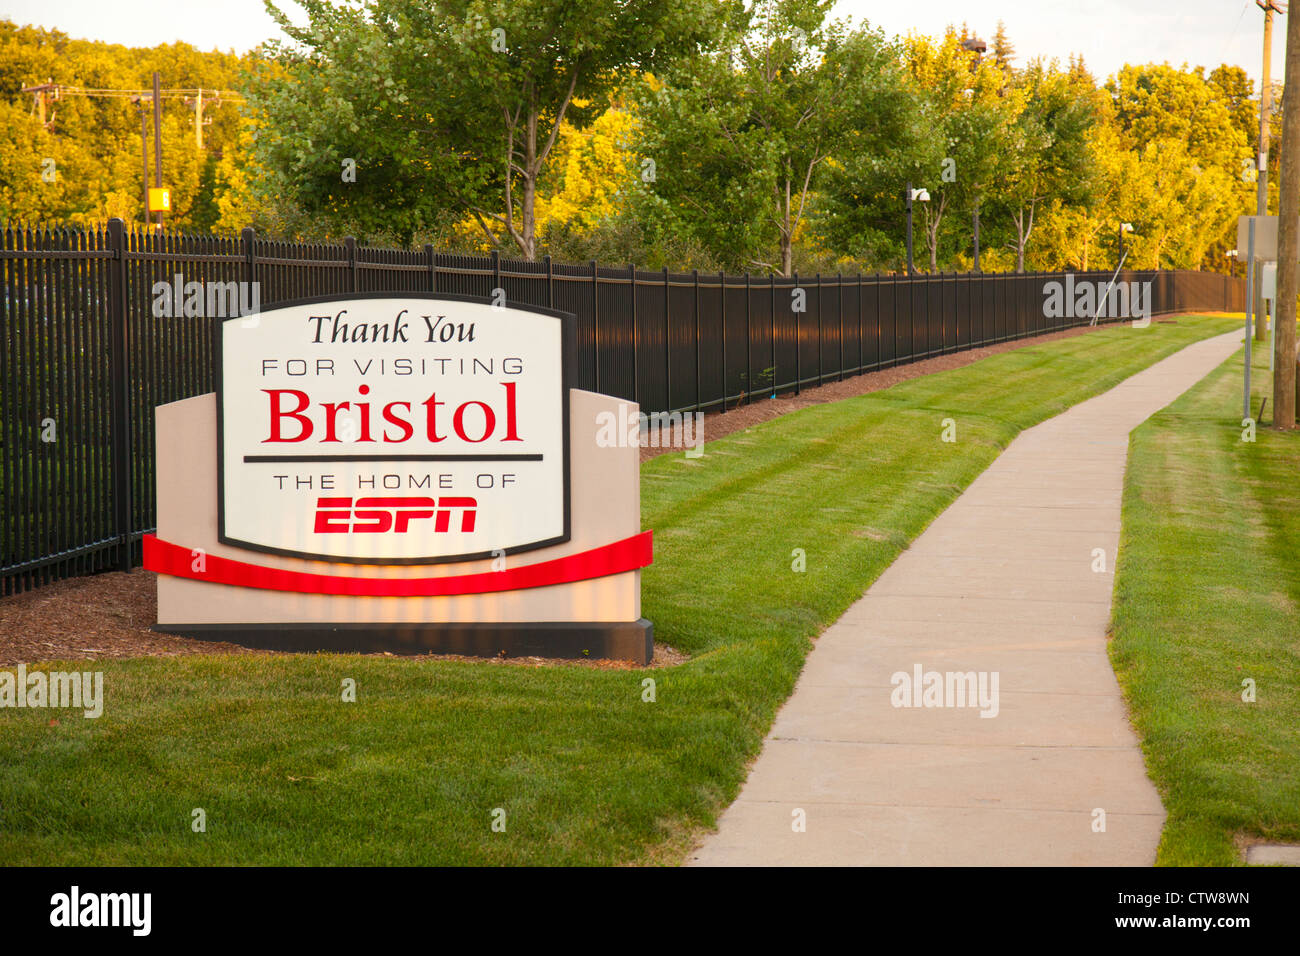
xmin=0 ymin=0 xmax=1289 ymax=86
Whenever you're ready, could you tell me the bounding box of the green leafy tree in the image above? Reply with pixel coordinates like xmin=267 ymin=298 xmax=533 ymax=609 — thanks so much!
xmin=990 ymin=58 xmax=1097 ymax=272
xmin=255 ymin=0 xmax=725 ymax=254
xmin=991 ymin=20 xmax=1014 ymax=74
xmin=638 ymin=1 xmax=922 ymax=273
xmin=0 ymin=20 xmax=251 ymax=229
xmin=901 ymin=29 xmax=1021 ymax=272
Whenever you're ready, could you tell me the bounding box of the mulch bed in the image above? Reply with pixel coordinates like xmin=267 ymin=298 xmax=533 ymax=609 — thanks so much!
xmin=1 ymin=319 xmax=1145 ymax=667
xmin=0 ymin=570 xmax=687 ymax=668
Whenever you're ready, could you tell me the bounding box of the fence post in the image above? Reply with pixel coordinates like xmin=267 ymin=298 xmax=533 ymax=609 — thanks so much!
xmin=629 ymin=263 xmax=638 ymax=404
xmin=873 ymin=273 xmax=883 ymax=374
xmin=837 ymin=272 xmax=844 ymax=381
xmin=663 ymin=266 xmax=671 ymax=412
xmin=944 ymin=272 xmax=951 ymax=353
xmin=425 ymin=243 xmax=436 ymax=292
xmin=857 ymin=271 xmax=863 ymax=373
xmin=591 ymin=260 xmax=600 ymax=394
xmin=545 ymin=254 xmax=554 ymax=309
xmin=492 ymin=250 xmax=502 ymax=300
xmin=240 ymin=224 xmax=256 ymax=286
xmin=719 ymin=270 xmax=727 ymax=409
xmin=693 ymin=268 xmax=701 ymax=413
xmin=744 ymin=272 xmax=751 ymax=405
xmin=794 ymin=271 xmax=801 ymax=395
xmin=344 ymin=236 xmax=357 ymax=293
xmin=107 ymin=218 xmax=133 ymax=572
xmin=770 ymin=272 xmax=776 ymax=396
xmin=816 ymin=272 xmax=823 ymax=385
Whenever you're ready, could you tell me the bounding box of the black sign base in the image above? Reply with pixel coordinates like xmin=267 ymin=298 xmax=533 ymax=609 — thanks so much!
xmin=151 ymin=619 xmax=655 ymax=665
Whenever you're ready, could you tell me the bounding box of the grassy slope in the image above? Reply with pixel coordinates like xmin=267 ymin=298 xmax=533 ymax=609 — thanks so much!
xmin=0 ymin=315 xmax=1239 ymax=866
xmin=1110 ymin=342 xmax=1300 ymax=865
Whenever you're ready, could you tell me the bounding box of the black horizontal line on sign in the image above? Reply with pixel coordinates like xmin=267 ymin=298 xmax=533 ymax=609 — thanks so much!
xmin=243 ymin=454 xmax=544 ymax=463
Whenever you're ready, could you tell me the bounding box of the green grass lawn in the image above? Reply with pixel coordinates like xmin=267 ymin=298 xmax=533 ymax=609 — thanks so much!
xmin=1110 ymin=338 xmax=1300 ymax=866
xmin=0 ymin=314 xmax=1241 ymax=866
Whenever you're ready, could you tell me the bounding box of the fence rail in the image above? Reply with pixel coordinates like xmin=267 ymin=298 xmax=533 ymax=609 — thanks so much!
xmin=1 ymin=219 xmax=1245 ymax=595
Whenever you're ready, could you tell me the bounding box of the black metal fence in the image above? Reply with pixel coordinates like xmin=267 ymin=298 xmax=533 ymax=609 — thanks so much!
xmin=1 ymin=219 xmax=1245 ymax=596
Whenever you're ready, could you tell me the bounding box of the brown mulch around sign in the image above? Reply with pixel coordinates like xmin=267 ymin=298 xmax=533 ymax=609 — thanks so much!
xmin=0 ymin=570 xmax=265 ymax=666
xmin=1 ymin=316 xmax=1195 ymax=667
xmin=0 ymin=569 xmax=687 ymax=668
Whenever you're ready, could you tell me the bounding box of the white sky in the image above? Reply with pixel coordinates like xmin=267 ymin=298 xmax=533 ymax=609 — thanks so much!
xmin=0 ymin=0 xmax=1289 ymax=85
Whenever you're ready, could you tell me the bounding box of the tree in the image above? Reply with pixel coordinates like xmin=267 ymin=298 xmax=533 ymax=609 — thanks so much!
xmin=901 ymin=30 xmax=1020 ymax=272
xmin=635 ymin=1 xmax=918 ymax=274
xmin=1031 ymin=104 xmax=1130 ymax=271
xmin=255 ymin=0 xmax=724 ymax=255
xmin=991 ymin=20 xmax=1014 ymax=74
xmin=1100 ymin=63 xmax=1252 ymax=271
xmin=991 ymin=61 xmax=1097 ymax=271
xmin=1108 ymin=63 xmax=1250 ymax=176
xmin=0 ymin=20 xmax=249 ymax=230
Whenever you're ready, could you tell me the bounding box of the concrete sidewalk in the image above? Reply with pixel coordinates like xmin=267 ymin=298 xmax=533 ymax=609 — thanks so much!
xmin=689 ymin=329 xmax=1243 ymax=867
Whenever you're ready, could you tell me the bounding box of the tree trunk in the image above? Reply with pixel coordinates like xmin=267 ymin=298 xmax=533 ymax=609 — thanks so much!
xmin=520 ymin=174 xmax=536 ymax=260
xmin=520 ymin=105 xmax=539 ymax=261
xmin=781 ymin=176 xmax=793 ymax=277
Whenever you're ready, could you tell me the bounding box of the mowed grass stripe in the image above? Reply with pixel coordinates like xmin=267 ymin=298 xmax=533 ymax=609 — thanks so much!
xmin=1111 ymin=343 xmax=1300 ymax=865
xmin=0 ymin=314 xmax=1238 ymax=865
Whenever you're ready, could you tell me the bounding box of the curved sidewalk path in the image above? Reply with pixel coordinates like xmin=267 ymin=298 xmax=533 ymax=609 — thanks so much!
xmin=690 ymin=329 xmax=1243 ymax=867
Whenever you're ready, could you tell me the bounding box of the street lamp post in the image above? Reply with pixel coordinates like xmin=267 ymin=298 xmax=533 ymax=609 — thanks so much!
xmin=906 ymin=184 xmax=930 ymax=275
xmin=973 ymin=200 xmax=981 ymax=272
xmin=906 ymin=182 xmax=914 ymax=275
xmin=1119 ymin=222 xmax=1134 ymax=264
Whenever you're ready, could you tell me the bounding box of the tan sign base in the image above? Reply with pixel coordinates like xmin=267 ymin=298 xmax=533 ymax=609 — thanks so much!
xmin=150 ymin=389 xmax=653 ymax=664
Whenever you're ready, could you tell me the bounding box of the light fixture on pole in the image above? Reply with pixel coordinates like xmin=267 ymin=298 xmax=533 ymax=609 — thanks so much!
xmin=906 ymin=185 xmax=930 ymax=275
xmin=1119 ymin=222 xmax=1134 ymax=261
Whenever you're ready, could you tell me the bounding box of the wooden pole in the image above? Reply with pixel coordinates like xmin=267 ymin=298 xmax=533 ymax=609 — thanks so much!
xmin=1273 ymin=2 xmax=1300 ymax=428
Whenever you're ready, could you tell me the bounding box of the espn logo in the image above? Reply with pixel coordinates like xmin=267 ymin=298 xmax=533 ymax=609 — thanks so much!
xmin=313 ymin=496 xmax=477 ymax=534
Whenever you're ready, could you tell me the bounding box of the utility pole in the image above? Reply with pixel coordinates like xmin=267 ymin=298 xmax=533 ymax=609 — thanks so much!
xmin=132 ymin=96 xmax=150 ymax=225
xmin=1255 ymin=1 xmax=1286 ymax=341
xmin=152 ymin=71 xmax=164 ymax=232
xmin=20 ymin=78 xmax=57 ymax=127
xmin=194 ymin=88 xmax=204 ymax=151
xmin=1274 ymin=0 xmax=1300 ymax=428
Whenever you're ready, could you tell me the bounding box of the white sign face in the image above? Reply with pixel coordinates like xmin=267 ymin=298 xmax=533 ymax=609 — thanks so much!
xmin=218 ymin=295 xmax=570 ymax=564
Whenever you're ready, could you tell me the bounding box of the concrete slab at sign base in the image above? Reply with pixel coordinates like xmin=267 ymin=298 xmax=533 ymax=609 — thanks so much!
xmin=151 ymin=619 xmax=655 ymax=665
xmin=690 ymin=329 xmax=1244 ymax=867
